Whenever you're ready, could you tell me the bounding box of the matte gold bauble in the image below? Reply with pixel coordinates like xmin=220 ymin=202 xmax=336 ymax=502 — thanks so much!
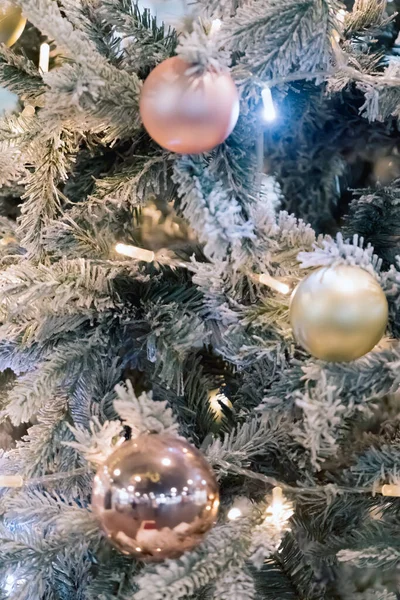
xmin=140 ymin=56 xmax=240 ymax=154
xmin=92 ymin=434 xmax=219 ymax=560
xmin=290 ymin=265 xmax=388 ymax=362
xmin=0 ymin=3 xmax=26 ymax=47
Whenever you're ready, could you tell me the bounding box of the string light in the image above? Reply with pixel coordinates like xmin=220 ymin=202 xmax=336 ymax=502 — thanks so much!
xmin=261 ymin=87 xmax=277 ymax=122
xmin=208 ymin=389 xmax=233 ymax=422
xmin=115 ymin=243 xmax=155 ymax=263
xmin=258 ymin=273 xmax=291 ymax=295
xmin=210 ymin=18 xmax=222 ymax=36
xmin=227 ymin=507 xmax=242 ymax=520
xmin=115 ymin=243 xmax=291 ymax=296
xmin=381 ymin=484 xmax=400 ymax=497
xmin=264 ymin=487 xmax=294 ymax=533
xmin=39 ymin=42 xmax=50 ymax=73
xmin=0 ymin=475 xmax=23 ymax=488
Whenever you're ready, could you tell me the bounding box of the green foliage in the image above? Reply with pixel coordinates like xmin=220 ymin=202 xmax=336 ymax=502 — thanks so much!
xmin=0 ymin=0 xmax=400 ymax=598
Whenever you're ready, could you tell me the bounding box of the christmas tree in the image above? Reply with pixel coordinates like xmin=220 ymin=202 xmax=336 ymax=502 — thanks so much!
xmin=1 ymin=0 xmax=400 ymax=598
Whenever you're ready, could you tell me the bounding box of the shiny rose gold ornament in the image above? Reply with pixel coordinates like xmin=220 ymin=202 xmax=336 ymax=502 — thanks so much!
xmin=0 ymin=3 xmax=26 ymax=47
xmin=140 ymin=56 xmax=240 ymax=154
xmin=290 ymin=265 xmax=388 ymax=362
xmin=92 ymin=434 xmax=219 ymax=560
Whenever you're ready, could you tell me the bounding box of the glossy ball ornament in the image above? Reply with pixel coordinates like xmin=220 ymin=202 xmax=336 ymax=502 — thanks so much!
xmin=140 ymin=57 xmax=240 ymax=154
xmin=92 ymin=434 xmax=219 ymax=560
xmin=290 ymin=265 xmax=388 ymax=362
xmin=0 ymin=3 xmax=26 ymax=47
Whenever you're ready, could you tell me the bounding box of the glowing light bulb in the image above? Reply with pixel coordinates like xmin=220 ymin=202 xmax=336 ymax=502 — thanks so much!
xmin=258 ymin=273 xmax=291 ymax=294
xmin=261 ymin=87 xmax=276 ymax=122
xmin=227 ymin=507 xmax=242 ymax=520
xmin=39 ymin=43 xmax=50 ymax=73
xmin=134 ymin=475 xmax=142 ymax=482
xmin=113 ymin=469 xmax=121 ymax=476
xmin=4 ymin=574 xmax=15 ymax=594
xmin=264 ymin=487 xmax=294 ymax=533
xmin=115 ymin=243 xmax=155 ymax=262
xmin=210 ymin=18 xmax=222 ymax=36
xmin=161 ymin=458 xmax=171 ymax=466
xmin=208 ymin=390 xmax=232 ymax=422
xmin=381 ymin=484 xmax=400 ymax=497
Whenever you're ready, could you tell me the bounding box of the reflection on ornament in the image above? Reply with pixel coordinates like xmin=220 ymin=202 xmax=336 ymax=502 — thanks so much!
xmin=0 ymin=3 xmax=26 ymax=47
xmin=290 ymin=265 xmax=388 ymax=362
xmin=92 ymin=434 xmax=219 ymax=560
xmin=140 ymin=57 xmax=240 ymax=154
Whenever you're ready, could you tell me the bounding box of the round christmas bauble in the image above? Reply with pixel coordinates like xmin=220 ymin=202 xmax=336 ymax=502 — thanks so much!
xmin=290 ymin=265 xmax=388 ymax=362
xmin=0 ymin=3 xmax=26 ymax=47
xmin=92 ymin=434 xmax=219 ymax=560
xmin=139 ymin=57 xmax=240 ymax=154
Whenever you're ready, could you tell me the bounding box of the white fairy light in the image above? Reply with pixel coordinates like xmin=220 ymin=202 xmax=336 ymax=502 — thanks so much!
xmin=381 ymin=483 xmax=400 ymax=497
xmin=39 ymin=43 xmax=50 ymax=73
xmin=261 ymin=87 xmax=277 ymax=122
xmin=4 ymin=573 xmax=25 ymax=596
xmin=210 ymin=18 xmax=222 ymax=36
xmin=0 ymin=475 xmax=24 ymax=488
xmin=208 ymin=389 xmax=232 ymax=422
xmin=227 ymin=507 xmax=242 ymax=520
xmin=115 ymin=243 xmax=292 ymax=296
xmin=115 ymin=243 xmax=155 ymax=263
xmin=4 ymin=574 xmax=15 ymax=594
xmin=258 ymin=273 xmax=291 ymax=295
xmin=264 ymin=487 xmax=294 ymax=533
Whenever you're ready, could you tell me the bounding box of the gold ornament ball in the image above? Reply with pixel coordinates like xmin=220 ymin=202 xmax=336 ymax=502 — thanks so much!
xmin=140 ymin=56 xmax=240 ymax=154
xmin=92 ymin=434 xmax=219 ymax=560
xmin=290 ymin=265 xmax=388 ymax=362
xmin=0 ymin=3 xmax=26 ymax=47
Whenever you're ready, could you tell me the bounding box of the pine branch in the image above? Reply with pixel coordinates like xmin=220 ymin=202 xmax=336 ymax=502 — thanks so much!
xmin=22 ymin=0 xmax=141 ymax=141
xmin=0 ymin=44 xmax=45 ymax=105
xmin=223 ymin=0 xmax=343 ymax=80
xmin=98 ymin=0 xmax=178 ymax=73
xmin=17 ymin=129 xmax=77 ymax=258
xmin=134 ymin=519 xmax=254 ymax=600
xmin=114 ymin=380 xmax=180 ymax=436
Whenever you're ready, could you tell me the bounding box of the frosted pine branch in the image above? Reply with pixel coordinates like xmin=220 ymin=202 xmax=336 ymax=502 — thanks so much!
xmin=297 ymin=232 xmax=383 ymax=273
xmin=114 ymin=380 xmax=179 ymax=437
xmin=134 ymin=519 xmax=254 ymax=600
xmin=212 ymin=567 xmax=256 ymax=600
xmin=66 ymin=417 xmax=124 ymax=466
xmin=223 ymin=0 xmax=343 ymax=80
xmin=177 ymin=20 xmax=230 ymax=73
